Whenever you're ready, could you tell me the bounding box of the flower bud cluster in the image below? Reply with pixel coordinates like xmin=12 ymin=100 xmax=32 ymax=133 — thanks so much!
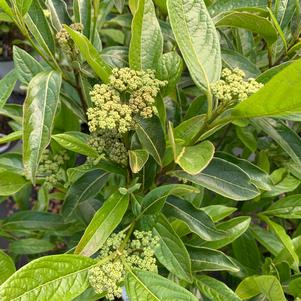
xmin=87 ymin=68 xmax=166 ymax=134
xmin=38 ymin=149 xmax=69 ymax=189
xmin=211 ymin=68 xmax=263 ymax=104
xmin=56 ymin=23 xmax=83 ymax=56
xmin=88 ymin=230 xmax=160 ymax=300
xmin=88 ymin=130 xmax=128 ymax=166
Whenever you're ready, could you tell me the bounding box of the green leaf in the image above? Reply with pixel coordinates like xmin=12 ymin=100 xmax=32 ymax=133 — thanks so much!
xmin=235 ymin=126 xmax=257 ymax=152
xmin=23 ymin=71 xmax=62 ymax=183
xmin=163 ymin=197 xmax=224 ymax=241
xmin=136 ymin=116 xmax=166 ymax=166
xmin=65 ymin=26 xmax=112 ymax=82
xmin=16 ymin=0 xmax=33 ymax=15
xmin=141 ymin=184 xmax=199 ymax=216
xmin=0 ymin=172 xmax=27 ymax=196
xmin=167 ymin=0 xmax=221 ymax=91
xmin=26 ymin=0 xmax=55 ymax=55
xmin=275 ymin=0 xmax=296 ymax=29
xmin=0 ymin=153 xmax=23 ymax=175
xmin=0 ymin=69 xmax=17 ymax=109
xmin=153 ymin=214 xmax=192 ymax=282
xmin=232 ymin=230 xmax=262 ymax=271
xmin=201 ymin=205 xmax=237 ymax=222
xmin=208 ymin=0 xmax=266 ymax=17
xmin=0 ymin=0 xmax=14 ymax=18
xmin=174 ymin=115 xmax=206 ymax=145
xmin=253 ymin=118 xmax=301 ymax=168
xmin=0 ymin=131 xmax=22 ymax=145
xmin=189 ymin=247 xmax=239 ymax=272
xmin=173 ymin=158 xmax=259 ymax=201
xmin=75 ymin=192 xmax=129 ymax=256
xmin=129 ymin=0 xmax=163 ymax=70
xmin=0 ymin=255 xmax=96 ymax=301
xmin=9 ymin=238 xmax=55 ymax=255
xmin=196 ymin=275 xmax=242 ymax=301
xmin=200 ymin=216 xmax=251 ymax=249
xmin=222 ymin=48 xmax=260 ymax=78
xmin=129 ymin=149 xmax=149 ymax=173
xmin=216 ymin=12 xmax=278 ymax=45
xmin=216 ymin=152 xmax=272 ymax=191
xmin=175 ymin=141 xmax=215 ymax=175
xmin=232 ymin=59 xmax=301 ymax=118
xmin=52 ymin=132 xmax=99 ymax=158
xmin=156 ymin=51 xmax=183 ymax=95
xmin=73 ymin=0 xmax=91 ymax=37
xmin=125 ymin=269 xmax=198 ymax=301
xmin=260 ymin=215 xmax=299 ymax=269
xmin=2 ymin=211 xmax=66 ymax=231
xmin=263 ymin=194 xmax=301 ymax=218
xmin=236 ymin=275 xmax=286 ymax=301
xmin=13 ymin=46 xmax=43 ymax=85
xmin=46 ymin=0 xmax=71 ymax=31
xmin=62 ymin=169 xmax=109 ymax=218
xmin=0 ymin=250 xmax=15 ymax=285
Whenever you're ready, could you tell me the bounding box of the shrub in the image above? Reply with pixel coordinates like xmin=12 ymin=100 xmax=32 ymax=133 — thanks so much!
xmin=0 ymin=0 xmax=301 ymax=300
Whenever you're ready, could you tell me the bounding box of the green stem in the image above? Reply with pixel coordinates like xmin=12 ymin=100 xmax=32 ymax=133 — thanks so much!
xmin=118 ymin=221 xmax=136 ymax=253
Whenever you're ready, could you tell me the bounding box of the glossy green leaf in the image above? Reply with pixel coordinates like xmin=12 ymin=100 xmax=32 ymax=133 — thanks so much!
xmin=16 ymin=0 xmax=33 ymax=15
xmin=141 ymin=184 xmax=199 ymax=216
xmin=232 ymin=230 xmax=262 ymax=271
xmin=0 ymin=172 xmax=27 ymax=196
xmin=196 ymin=275 xmax=242 ymax=301
xmin=260 ymin=215 xmax=299 ymax=269
xmin=2 ymin=211 xmax=66 ymax=231
xmin=153 ymin=214 xmax=192 ymax=282
xmin=52 ymin=132 xmax=98 ymax=158
xmin=62 ymin=169 xmax=109 ymax=218
xmin=9 ymin=238 xmax=55 ymax=255
xmin=263 ymin=194 xmax=301 ymax=218
xmin=275 ymin=0 xmax=296 ymax=29
xmin=216 ymin=152 xmax=272 ymax=191
xmin=167 ymin=0 xmax=221 ymax=91
xmin=232 ymin=59 xmax=301 ymax=118
xmin=73 ymin=0 xmax=91 ymax=37
xmin=0 ymin=250 xmax=15 ymax=285
xmin=174 ymin=115 xmax=206 ymax=144
xmin=0 ymin=255 xmax=96 ymax=301
xmin=216 ymin=12 xmax=278 ymax=45
xmin=250 ymin=225 xmax=283 ymax=256
xmin=136 ymin=116 xmax=165 ymax=166
xmin=129 ymin=0 xmax=163 ymax=70
xmin=23 ymin=71 xmax=62 ymax=183
xmin=236 ymin=275 xmax=286 ymax=301
xmin=254 ymin=118 xmax=301 ymax=168
xmin=75 ymin=192 xmax=129 ymax=256
xmin=129 ymin=149 xmax=149 ymax=173
xmin=26 ymin=0 xmax=55 ymax=55
xmin=0 ymin=131 xmax=22 ymax=145
xmin=0 ymin=69 xmax=17 ymax=109
xmin=125 ymin=269 xmax=198 ymax=301
xmin=201 ymin=205 xmax=237 ymax=222
xmin=13 ymin=46 xmax=43 ymax=85
xmin=163 ymin=197 xmax=224 ymax=241
xmin=189 ymin=247 xmax=239 ymax=272
xmin=46 ymin=0 xmax=71 ymax=31
xmin=173 ymin=158 xmax=260 ymax=201
xmin=0 ymin=0 xmax=13 ymax=18
xmin=0 ymin=153 xmax=23 ymax=175
xmin=65 ymin=26 xmax=112 ymax=82
xmin=175 ymin=141 xmax=215 ymax=175
xmin=200 ymin=216 xmax=251 ymax=249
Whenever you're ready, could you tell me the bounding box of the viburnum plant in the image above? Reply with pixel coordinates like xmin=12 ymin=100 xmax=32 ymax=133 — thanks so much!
xmin=1 ymin=0 xmax=301 ymax=300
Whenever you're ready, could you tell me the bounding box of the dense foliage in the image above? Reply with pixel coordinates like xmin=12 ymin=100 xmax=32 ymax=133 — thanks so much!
xmin=0 ymin=0 xmax=301 ymax=300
